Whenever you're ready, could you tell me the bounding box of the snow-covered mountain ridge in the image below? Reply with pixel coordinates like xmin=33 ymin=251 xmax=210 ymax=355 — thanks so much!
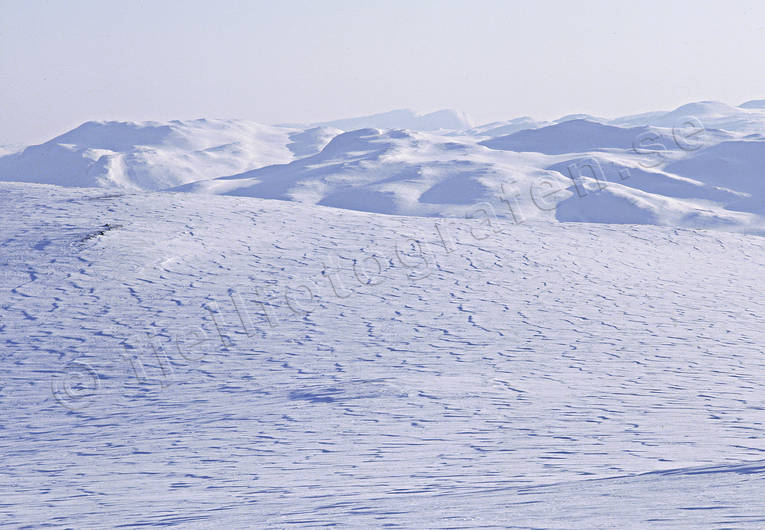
xmin=0 ymin=119 xmax=324 ymax=190
xmin=3 ymin=100 xmax=765 ymax=233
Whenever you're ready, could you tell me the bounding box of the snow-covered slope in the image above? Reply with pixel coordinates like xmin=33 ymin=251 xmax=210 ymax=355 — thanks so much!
xmin=3 ymin=182 xmax=765 ymax=526
xmin=545 ymin=156 xmax=750 ymax=227
xmin=665 ymin=140 xmax=765 ymax=214
xmin=0 ymin=119 xmax=309 ymax=190
xmin=479 ymin=119 xmax=670 ymax=155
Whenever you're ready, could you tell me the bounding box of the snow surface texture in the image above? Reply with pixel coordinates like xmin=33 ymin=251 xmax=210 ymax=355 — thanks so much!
xmin=3 ymin=100 xmax=765 ymax=233
xmin=3 ymin=182 xmax=765 ymax=527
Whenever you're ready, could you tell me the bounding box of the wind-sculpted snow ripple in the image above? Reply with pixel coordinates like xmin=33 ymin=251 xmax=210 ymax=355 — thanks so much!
xmin=2 ymin=182 xmax=765 ymax=526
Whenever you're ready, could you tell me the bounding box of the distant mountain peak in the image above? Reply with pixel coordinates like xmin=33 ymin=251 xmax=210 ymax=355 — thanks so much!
xmin=555 ymin=113 xmax=605 ymax=124
xmin=739 ymin=99 xmax=765 ymax=109
xmin=668 ymin=100 xmax=738 ymax=116
xmin=311 ymin=108 xmax=471 ymax=131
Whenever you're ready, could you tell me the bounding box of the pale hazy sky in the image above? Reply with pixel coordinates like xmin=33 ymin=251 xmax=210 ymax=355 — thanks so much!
xmin=2 ymin=0 xmax=765 ymax=145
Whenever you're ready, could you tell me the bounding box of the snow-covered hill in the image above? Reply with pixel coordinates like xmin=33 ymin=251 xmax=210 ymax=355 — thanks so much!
xmin=4 ymin=100 xmax=765 ymax=234
xmin=0 ymin=119 xmax=314 ymax=190
xmin=3 ymin=182 xmax=765 ymax=526
xmin=479 ymin=119 xmax=670 ymax=155
xmin=609 ymin=100 xmax=765 ymax=133
xmin=173 ymin=127 xmax=563 ymax=219
xmin=172 ymin=117 xmax=765 ymax=233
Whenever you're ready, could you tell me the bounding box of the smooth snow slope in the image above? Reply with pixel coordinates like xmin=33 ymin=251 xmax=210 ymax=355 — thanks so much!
xmin=3 ymin=182 xmax=765 ymax=527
